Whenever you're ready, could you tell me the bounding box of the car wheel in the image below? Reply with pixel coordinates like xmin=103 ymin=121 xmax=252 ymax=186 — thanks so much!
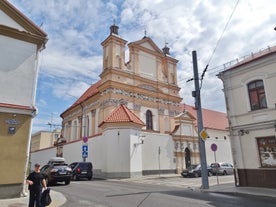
xmin=208 ymin=171 xmax=212 ymax=176
xmin=88 ymin=176 xmax=92 ymax=181
xmin=194 ymin=173 xmax=199 ymax=178
xmin=65 ymin=179 xmax=70 ymax=185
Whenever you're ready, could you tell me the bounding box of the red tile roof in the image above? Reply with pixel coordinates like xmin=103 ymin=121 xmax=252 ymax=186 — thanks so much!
xmin=61 ymin=81 xmax=101 ymax=116
xmin=72 ymin=80 xmax=101 ymax=107
xmin=99 ymin=104 xmax=145 ymax=127
xmin=181 ymin=104 xmax=228 ymax=131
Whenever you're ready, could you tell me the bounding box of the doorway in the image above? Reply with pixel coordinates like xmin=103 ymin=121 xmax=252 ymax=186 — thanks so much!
xmin=185 ymin=147 xmax=191 ymax=168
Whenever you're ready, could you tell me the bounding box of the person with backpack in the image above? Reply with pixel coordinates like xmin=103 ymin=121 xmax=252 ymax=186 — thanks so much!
xmin=26 ymin=163 xmax=47 ymax=207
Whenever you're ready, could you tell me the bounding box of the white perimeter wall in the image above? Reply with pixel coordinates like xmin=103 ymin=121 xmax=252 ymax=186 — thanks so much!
xmin=31 ymin=129 xmax=232 ymax=176
xmin=142 ymin=132 xmax=175 ymax=172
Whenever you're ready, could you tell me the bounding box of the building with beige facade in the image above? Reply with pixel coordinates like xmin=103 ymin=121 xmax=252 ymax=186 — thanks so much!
xmin=0 ymin=0 xmax=47 ymax=198
xmin=218 ymin=46 xmax=276 ymax=188
xmin=31 ymin=129 xmax=61 ymax=152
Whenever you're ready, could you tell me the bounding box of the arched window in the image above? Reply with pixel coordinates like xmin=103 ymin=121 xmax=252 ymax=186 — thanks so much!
xmin=146 ymin=110 xmax=153 ymax=130
xmin=248 ymin=80 xmax=267 ymax=110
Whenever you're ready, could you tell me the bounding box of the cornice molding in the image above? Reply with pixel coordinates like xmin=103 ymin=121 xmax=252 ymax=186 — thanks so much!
xmin=0 ymin=25 xmax=47 ymax=49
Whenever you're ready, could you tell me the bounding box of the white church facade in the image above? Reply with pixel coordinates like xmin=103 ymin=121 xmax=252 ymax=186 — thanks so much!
xmin=31 ymin=25 xmax=231 ymax=179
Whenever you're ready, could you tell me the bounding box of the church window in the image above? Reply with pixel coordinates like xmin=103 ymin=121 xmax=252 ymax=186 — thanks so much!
xmin=146 ymin=110 xmax=153 ymax=130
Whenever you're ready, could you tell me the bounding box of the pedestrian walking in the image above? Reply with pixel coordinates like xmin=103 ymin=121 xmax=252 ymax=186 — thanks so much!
xmin=26 ymin=163 xmax=47 ymax=207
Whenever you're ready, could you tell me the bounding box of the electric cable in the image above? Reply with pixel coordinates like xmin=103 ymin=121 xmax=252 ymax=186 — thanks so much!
xmin=200 ymin=0 xmax=240 ymax=89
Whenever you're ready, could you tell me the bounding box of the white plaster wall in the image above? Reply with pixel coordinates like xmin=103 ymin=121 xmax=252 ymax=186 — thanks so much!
xmin=205 ymin=138 xmax=233 ymax=165
xmin=0 ymin=36 xmax=37 ymax=106
xmin=103 ymin=129 xmax=130 ymax=173
xmin=63 ymin=141 xmax=83 ymax=163
xmin=0 ymin=11 xmax=25 ymax=31
xmin=205 ymin=129 xmax=233 ymax=164
xmin=30 ymin=148 xmax=57 ymax=168
xmin=142 ymin=132 xmax=175 ymax=171
xmin=129 ymin=129 xmax=143 ymax=174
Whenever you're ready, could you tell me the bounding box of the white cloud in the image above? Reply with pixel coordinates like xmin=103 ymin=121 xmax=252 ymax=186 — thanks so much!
xmin=8 ymin=0 xmax=276 ymax=133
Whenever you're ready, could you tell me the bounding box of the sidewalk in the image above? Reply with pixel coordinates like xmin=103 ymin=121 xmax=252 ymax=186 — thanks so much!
xmin=206 ymin=182 xmax=276 ymax=199
xmin=0 ymin=190 xmax=66 ymax=207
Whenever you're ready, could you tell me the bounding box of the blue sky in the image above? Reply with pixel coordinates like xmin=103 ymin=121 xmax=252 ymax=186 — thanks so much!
xmin=8 ymin=0 xmax=276 ymax=133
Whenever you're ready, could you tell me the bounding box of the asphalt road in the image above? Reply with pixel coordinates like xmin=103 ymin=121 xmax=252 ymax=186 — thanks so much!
xmin=50 ymin=176 xmax=276 ymax=207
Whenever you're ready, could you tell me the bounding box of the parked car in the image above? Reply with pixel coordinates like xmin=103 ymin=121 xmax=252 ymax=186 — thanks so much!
xmin=69 ymin=162 xmax=93 ymax=181
xmin=210 ymin=162 xmax=234 ymax=175
xmin=181 ymin=164 xmax=213 ymax=178
xmin=41 ymin=157 xmax=72 ymax=185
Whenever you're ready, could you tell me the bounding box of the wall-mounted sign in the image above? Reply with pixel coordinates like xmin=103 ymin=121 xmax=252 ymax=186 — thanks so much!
xmin=8 ymin=127 xmax=16 ymax=134
xmin=5 ymin=119 xmax=21 ymax=125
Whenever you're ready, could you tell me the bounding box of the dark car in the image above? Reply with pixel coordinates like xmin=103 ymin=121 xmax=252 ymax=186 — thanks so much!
xmin=210 ymin=162 xmax=234 ymax=175
xmin=41 ymin=157 xmax=72 ymax=185
xmin=181 ymin=164 xmax=213 ymax=178
xmin=69 ymin=162 xmax=93 ymax=181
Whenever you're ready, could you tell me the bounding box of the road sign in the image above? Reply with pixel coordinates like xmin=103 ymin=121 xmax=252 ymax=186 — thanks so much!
xmin=82 ymin=151 xmax=88 ymax=158
xmin=82 ymin=144 xmax=88 ymax=159
xmin=200 ymin=129 xmax=208 ymax=141
xmin=83 ymin=136 xmax=88 ymax=143
xmin=82 ymin=145 xmax=88 ymax=152
xmin=211 ymin=143 xmax=218 ymax=152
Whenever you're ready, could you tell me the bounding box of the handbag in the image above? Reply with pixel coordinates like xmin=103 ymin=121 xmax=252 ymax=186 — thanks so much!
xmin=41 ymin=188 xmax=52 ymax=206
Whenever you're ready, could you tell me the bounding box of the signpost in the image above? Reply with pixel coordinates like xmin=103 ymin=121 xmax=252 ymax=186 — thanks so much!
xmin=82 ymin=136 xmax=88 ymax=161
xmin=211 ymin=143 xmax=219 ymax=184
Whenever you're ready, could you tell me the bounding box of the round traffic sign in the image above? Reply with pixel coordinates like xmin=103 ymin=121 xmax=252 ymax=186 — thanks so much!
xmin=83 ymin=136 xmax=88 ymax=143
xmin=211 ymin=143 xmax=217 ymax=152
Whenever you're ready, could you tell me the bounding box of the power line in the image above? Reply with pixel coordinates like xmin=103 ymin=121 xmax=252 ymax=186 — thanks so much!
xmin=200 ymin=0 xmax=240 ymax=89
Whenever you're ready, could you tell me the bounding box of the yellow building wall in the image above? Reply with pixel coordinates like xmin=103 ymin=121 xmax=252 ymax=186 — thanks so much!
xmin=0 ymin=112 xmax=31 ymax=185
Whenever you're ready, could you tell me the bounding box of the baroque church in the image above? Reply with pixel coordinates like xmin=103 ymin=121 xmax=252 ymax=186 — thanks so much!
xmin=61 ymin=24 xmax=182 ymax=141
xmin=32 ymin=24 xmax=230 ymax=178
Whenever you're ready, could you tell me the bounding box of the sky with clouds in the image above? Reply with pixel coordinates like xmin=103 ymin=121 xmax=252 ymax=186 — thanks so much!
xmin=8 ymin=0 xmax=276 ymax=133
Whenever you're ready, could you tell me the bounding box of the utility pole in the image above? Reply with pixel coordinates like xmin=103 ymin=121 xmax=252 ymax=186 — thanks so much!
xmin=192 ymin=50 xmax=209 ymax=189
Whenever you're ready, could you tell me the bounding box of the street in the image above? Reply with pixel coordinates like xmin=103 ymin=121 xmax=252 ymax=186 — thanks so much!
xmin=50 ymin=175 xmax=276 ymax=207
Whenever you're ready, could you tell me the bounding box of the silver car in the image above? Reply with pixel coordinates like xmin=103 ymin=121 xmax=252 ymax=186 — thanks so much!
xmin=210 ymin=162 xmax=234 ymax=175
